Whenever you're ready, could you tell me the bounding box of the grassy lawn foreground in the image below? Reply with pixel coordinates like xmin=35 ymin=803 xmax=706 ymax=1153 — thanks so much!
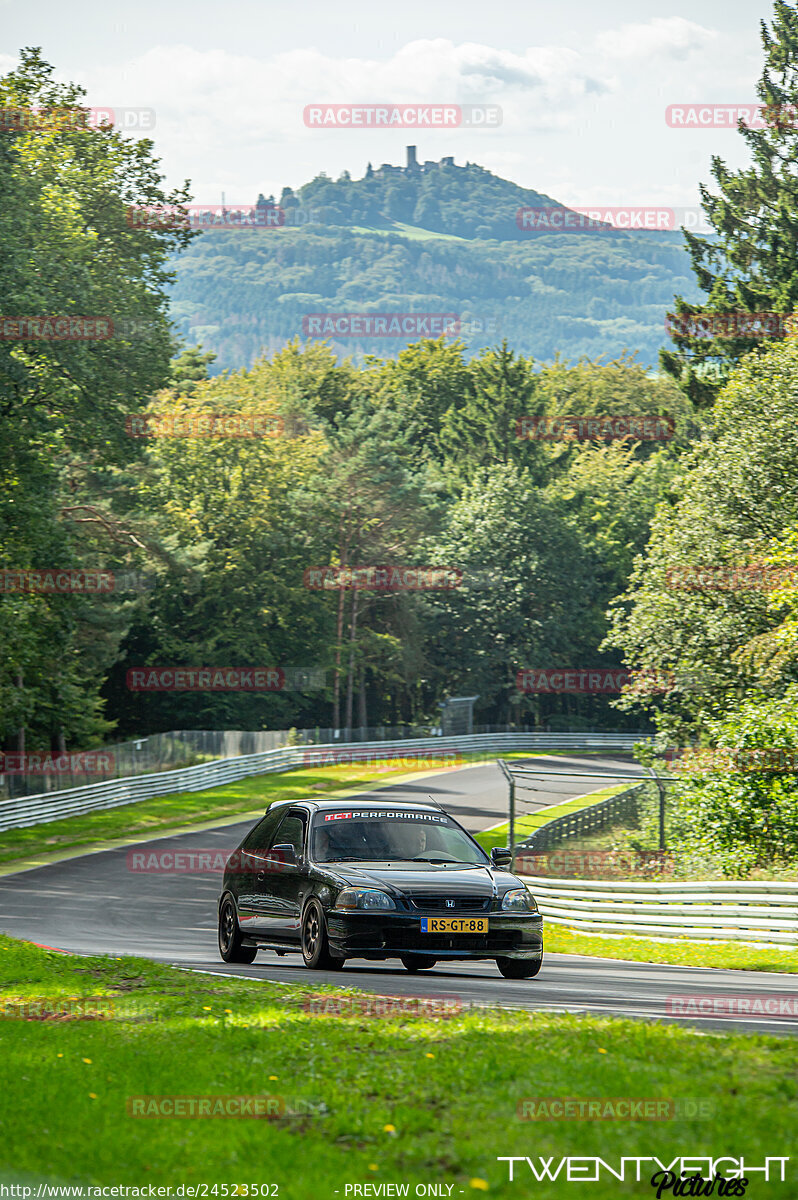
xmin=544 ymin=925 xmax=798 ymax=973
xmin=0 ymin=935 xmax=795 ymax=1197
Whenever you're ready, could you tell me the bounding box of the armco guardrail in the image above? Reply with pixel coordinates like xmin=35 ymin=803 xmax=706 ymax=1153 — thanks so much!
xmin=517 ymin=783 xmax=645 ymax=853
xmin=522 ymin=877 xmax=798 ymax=946
xmin=0 ymin=732 xmax=649 ymax=831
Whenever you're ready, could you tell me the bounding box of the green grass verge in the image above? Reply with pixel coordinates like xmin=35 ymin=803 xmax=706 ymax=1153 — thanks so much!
xmin=543 ymin=925 xmax=798 ymax=973
xmin=1 ymin=935 xmax=795 ymax=1196
xmin=0 ymin=751 xmax=542 ymax=870
xmin=474 ymin=785 xmax=627 ymax=853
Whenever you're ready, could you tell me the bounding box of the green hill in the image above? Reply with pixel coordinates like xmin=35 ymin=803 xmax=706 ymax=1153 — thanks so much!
xmin=168 ymin=154 xmax=701 ymax=370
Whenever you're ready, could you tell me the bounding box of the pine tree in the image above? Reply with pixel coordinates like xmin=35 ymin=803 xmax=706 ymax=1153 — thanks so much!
xmin=662 ymin=1 xmax=798 ymax=407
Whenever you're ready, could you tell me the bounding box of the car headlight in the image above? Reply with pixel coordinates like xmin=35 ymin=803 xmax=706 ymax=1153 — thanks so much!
xmin=501 ymin=888 xmax=537 ymax=913
xmin=335 ymin=888 xmax=396 ymax=911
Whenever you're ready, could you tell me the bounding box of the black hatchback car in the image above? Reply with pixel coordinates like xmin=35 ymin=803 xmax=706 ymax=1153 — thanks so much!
xmin=217 ymin=798 xmax=543 ymax=978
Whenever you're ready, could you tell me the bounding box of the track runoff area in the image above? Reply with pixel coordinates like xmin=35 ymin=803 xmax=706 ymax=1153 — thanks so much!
xmin=0 ymin=753 xmax=795 ymax=1034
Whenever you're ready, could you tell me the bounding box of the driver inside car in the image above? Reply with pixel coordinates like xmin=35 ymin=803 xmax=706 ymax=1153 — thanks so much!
xmin=392 ymin=825 xmax=427 ymax=860
xmin=316 ymin=822 xmax=371 ymax=861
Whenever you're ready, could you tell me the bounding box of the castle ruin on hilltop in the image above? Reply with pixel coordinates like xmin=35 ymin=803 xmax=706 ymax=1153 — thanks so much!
xmin=365 ymin=146 xmax=456 ymax=177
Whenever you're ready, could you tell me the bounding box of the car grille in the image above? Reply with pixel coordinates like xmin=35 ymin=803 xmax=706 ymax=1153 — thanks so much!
xmin=406 ymin=896 xmax=491 ymax=912
xmin=390 ymin=929 xmax=519 ymax=953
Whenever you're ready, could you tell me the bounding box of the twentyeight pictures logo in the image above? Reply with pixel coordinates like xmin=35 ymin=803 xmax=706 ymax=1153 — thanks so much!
xmin=496 ymin=1155 xmax=788 ymax=1183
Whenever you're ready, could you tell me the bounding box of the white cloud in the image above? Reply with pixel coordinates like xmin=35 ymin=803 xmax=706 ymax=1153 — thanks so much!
xmin=56 ymin=24 xmax=754 ymax=206
xmin=595 ymin=17 xmax=717 ymax=62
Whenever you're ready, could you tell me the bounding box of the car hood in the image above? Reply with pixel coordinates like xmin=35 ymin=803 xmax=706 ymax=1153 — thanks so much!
xmin=322 ymin=862 xmax=521 ymax=897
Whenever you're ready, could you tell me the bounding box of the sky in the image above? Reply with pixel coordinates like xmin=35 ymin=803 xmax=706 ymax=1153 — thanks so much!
xmin=0 ymin=0 xmax=775 ymax=210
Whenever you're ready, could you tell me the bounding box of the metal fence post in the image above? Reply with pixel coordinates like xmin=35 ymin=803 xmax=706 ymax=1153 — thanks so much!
xmin=646 ymin=766 xmax=667 ymax=852
xmin=497 ymin=758 xmax=516 ymax=869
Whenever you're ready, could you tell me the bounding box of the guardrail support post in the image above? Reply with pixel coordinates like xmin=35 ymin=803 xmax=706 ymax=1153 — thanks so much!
xmin=497 ymin=758 xmax=516 ymax=869
xmin=646 ymin=766 xmax=667 ymax=852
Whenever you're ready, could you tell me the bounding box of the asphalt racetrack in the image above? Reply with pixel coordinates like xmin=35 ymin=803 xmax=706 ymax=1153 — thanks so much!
xmin=1 ymin=756 xmax=795 ymax=1036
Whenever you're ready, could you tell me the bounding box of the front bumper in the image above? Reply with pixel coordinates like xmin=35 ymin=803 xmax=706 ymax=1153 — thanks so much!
xmin=326 ymin=910 xmax=543 ymax=961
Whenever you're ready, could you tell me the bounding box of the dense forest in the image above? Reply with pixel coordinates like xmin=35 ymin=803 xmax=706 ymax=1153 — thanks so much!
xmin=171 ymin=219 xmax=698 ymax=371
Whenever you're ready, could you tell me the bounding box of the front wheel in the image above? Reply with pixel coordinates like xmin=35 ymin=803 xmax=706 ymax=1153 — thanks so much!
xmin=400 ymin=955 xmax=437 ymax=973
xmin=301 ymin=899 xmax=343 ymax=970
xmin=496 ymin=955 xmax=542 ymax=979
xmin=218 ymin=896 xmax=257 ymax=964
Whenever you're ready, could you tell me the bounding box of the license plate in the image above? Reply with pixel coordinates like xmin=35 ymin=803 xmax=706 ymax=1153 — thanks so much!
xmin=420 ymin=917 xmax=488 ymax=934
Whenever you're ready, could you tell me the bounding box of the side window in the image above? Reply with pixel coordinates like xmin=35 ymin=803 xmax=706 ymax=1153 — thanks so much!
xmin=242 ymin=809 xmax=282 ymax=853
xmin=272 ymin=812 xmax=307 ymax=856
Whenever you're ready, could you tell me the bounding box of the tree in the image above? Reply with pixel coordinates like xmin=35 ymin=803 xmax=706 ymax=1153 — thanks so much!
xmin=437 ymin=342 xmax=541 ymax=487
xmin=168 ymin=346 xmax=216 ymax=394
xmin=606 ymin=336 xmax=798 ymax=741
xmin=667 ymin=688 xmax=798 ymax=876
xmin=423 ymin=463 xmax=589 ymax=724
xmin=305 ymin=398 xmax=438 ymax=728
xmin=0 ymin=48 xmax=196 ymax=751
xmin=662 ymin=1 xmax=798 ymax=406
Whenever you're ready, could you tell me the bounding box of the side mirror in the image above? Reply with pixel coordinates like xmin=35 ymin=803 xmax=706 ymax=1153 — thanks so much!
xmin=491 ymin=847 xmax=513 ymax=867
xmin=268 ymin=843 xmax=299 ymax=868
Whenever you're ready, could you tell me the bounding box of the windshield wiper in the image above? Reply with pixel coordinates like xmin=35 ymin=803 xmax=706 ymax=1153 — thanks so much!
xmin=325 ymin=856 xmax=363 ymax=863
xmin=412 ymin=856 xmax=459 ymax=864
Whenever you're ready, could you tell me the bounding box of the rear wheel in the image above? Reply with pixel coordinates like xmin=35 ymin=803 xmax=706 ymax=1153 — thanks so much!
xmin=218 ymin=896 xmax=257 ymax=964
xmin=400 ymin=955 xmax=437 ymax=973
xmin=301 ymin=899 xmax=343 ymax=970
xmin=496 ymin=955 xmax=542 ymax=979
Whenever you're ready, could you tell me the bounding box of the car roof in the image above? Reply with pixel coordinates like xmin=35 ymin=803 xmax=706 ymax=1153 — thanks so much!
xmin=265 ymin=798 xmax=444 ymax=815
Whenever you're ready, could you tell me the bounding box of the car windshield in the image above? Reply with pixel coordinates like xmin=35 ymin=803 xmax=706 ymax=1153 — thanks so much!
xmin=310 ymin=809 xmax=489 ymax=866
